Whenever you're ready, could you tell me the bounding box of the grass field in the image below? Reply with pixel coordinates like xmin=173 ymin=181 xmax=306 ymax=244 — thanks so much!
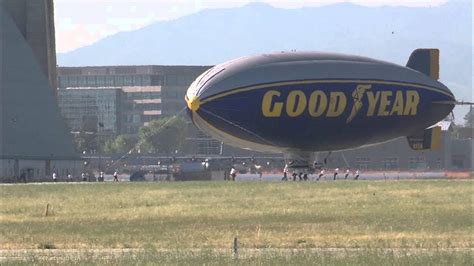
xmin=0 ymin=180 xmax=472 ymax=264
xmin=1 ymin=248 xmax=472 ymax=265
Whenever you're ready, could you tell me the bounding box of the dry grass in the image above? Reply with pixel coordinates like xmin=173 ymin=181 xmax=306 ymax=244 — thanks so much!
xmin=1 ymin=248 xmax=472 ymax=265
xmin=0 ymin=180 xmax=472 ymax=250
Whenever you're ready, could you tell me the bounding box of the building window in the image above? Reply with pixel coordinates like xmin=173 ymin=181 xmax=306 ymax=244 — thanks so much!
xmin=59 ymin=76 xmax=68 ymax=88
xmin=69 ymin=76 xmax=78 ymax=87
xmin=124 ymin=75 xmax=133 ymax=86
xmin=142 ymin=75 xmax=151 ymax=85
xmin=150 ymin=92 xmax=161 ymax=98
xmin=132 ymin=114 xmax=140 ymax=123
xmin=452 ymin=155 xmax=465 ymax=169
xmin=355 ymin=157 xmax=370 ymax=170
xmin=409 ymin=156 xmax=426 ymax=169
xmin=115 ymin=75 xmax=123 ymax=86
xmin=87 ymin=76 xmax=96 ymax=86
xmin=151 ymin=75 xmax=163 ymax=86
xmin=79 ymin=76 xmax=87 ymax=86
xmin=106 ymin=76 xmax=115 ymax=86
xmin=133 ymin=75 xmax=142 ymax=86
xmin=97 ymin=76 xmax=106 ymax=86
xmin=166 ymin=75 xmax=178 ymax=85
xmin=382 ymin=157 xmax=398 ymax=170
xmin=435 ymin=158 xmax=442 ymax=169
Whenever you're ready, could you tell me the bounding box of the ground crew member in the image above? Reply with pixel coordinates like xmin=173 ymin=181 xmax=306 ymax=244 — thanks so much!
xmin=333 ymin=168 xmax=339 ymax=180
xmin=354 ymin=170 xmax=360 ymax=180
xmin=317 ymin=169 xmax=324 ymax=181
xmin=282 ymin=165 xmax=288 ymax=181
xmin=113 ymin=171 xmax=119 ymax=182
xmin=230 ymin=167 xmax=237 ymax=181
xmin=292 ymin=172 xmax=297 ymax=181
xmin=303 ymin=173 xmax=308 ymax=181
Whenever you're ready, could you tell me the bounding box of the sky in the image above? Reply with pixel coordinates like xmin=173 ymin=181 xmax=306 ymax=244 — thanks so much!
xmin=54 ymin=0 xmax=451 ymax=53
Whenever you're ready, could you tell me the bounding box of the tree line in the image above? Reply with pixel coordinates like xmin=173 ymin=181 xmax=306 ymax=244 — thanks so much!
xmin=74 ymin=116 xmax=188 ymax=155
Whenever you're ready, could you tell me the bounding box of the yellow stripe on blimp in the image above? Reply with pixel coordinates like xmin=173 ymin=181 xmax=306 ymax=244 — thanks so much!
xmin=200 ymin=79 xmax=454 ymax=105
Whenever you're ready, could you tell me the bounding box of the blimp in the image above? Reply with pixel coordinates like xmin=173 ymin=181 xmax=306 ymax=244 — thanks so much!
xmin=185 ymin=49 xmax=456 ymax=168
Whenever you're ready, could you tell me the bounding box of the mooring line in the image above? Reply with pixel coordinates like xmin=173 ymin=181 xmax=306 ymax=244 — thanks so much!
xmin=104 ymin=107 xmax=187 ymax=171
xmin=199 ymin=107 xmax=275 ymax=146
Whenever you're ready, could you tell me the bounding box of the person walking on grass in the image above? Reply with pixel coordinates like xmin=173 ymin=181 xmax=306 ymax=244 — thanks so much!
xmin=230 ymin=167 xmax=237 ymax=181
xmin=317 ymin=169 xmax=324 ymax=181
xmin=113 ymin=171 xmax=119 ymax=182
xmin=292 ymin=172 xmax=297 ymax=181
xmin=354 ymin=170 xmax=360 ymax=180
xmin=282 ymin=165 xmax=288 ymax=181
xmin=298 ymin=172 xmax=303 ymax=181
xmin=344 ymin=168 xmax=350 ymax=179
xmin=333 ymin=168 xmax=339 ymax=180
xmin=52 ymin=172 xmax=57 ymax=182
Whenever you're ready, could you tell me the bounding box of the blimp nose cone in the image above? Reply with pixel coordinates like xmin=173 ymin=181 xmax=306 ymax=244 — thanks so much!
xmin=186 ymin=95 xmax=201 ymax=112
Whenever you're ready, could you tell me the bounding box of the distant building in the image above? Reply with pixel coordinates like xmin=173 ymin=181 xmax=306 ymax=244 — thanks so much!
xmin=58 ymin=65 xmax=210 ymax=131
xmin=121 ymin=86 xmax=162 ymax=134
xmin=220 ymin=120 xmax=472 ymax=171
xmin=58 ymin=87 xmax=123 ymax=144
xmin=57 ymin=65 xmax=224 ymax=153
xmin=316 ymin=121 xmax=472 ymax=171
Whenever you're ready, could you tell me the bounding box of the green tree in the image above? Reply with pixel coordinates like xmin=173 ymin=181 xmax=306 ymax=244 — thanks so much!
xmin=464 ymin=106 xmax=473 ymax=128
xmin=103 ymin=139 xmax=116 ymax=154
xmin=73 ymin=131 xmax=98 ymax=153
xmin=114 ymin=135 xmax=137 ymax=153
xmin=103 ymin=135 xmax=137 ymax=154
xmin=139 ymin=116 xmax=187 ymax=154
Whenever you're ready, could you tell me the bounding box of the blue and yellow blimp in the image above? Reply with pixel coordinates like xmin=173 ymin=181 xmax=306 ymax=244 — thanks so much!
xmin=185 ymin=49 xmax=455 ymax=166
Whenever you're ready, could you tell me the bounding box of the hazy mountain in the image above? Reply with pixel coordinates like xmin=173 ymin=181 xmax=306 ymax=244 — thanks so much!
xmin=58 ymin=1 xmax=472 ymax=116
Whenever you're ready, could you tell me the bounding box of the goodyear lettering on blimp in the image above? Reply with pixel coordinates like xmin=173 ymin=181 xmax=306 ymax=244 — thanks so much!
xmin=261 ymin=84 xmax=420 ymax=123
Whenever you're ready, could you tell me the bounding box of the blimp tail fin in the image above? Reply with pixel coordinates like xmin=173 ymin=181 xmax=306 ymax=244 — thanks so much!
xmin=406 ymin=49 xmax=439 ymax=80
xmin=406 ymin=126 xmax=442 ymax=151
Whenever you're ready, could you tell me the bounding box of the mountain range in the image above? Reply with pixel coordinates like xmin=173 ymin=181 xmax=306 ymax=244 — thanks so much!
xmin=57 ymin=1 xmax=472 ymax=118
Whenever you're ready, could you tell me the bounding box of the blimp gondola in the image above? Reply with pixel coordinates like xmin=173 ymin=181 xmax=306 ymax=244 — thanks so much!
xmin=185 ymin=49 xmax=457 ymax=169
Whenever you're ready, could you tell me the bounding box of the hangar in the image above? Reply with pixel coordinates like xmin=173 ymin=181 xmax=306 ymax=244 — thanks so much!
xmin=0 ymin=3 xmax=82 ymax=182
